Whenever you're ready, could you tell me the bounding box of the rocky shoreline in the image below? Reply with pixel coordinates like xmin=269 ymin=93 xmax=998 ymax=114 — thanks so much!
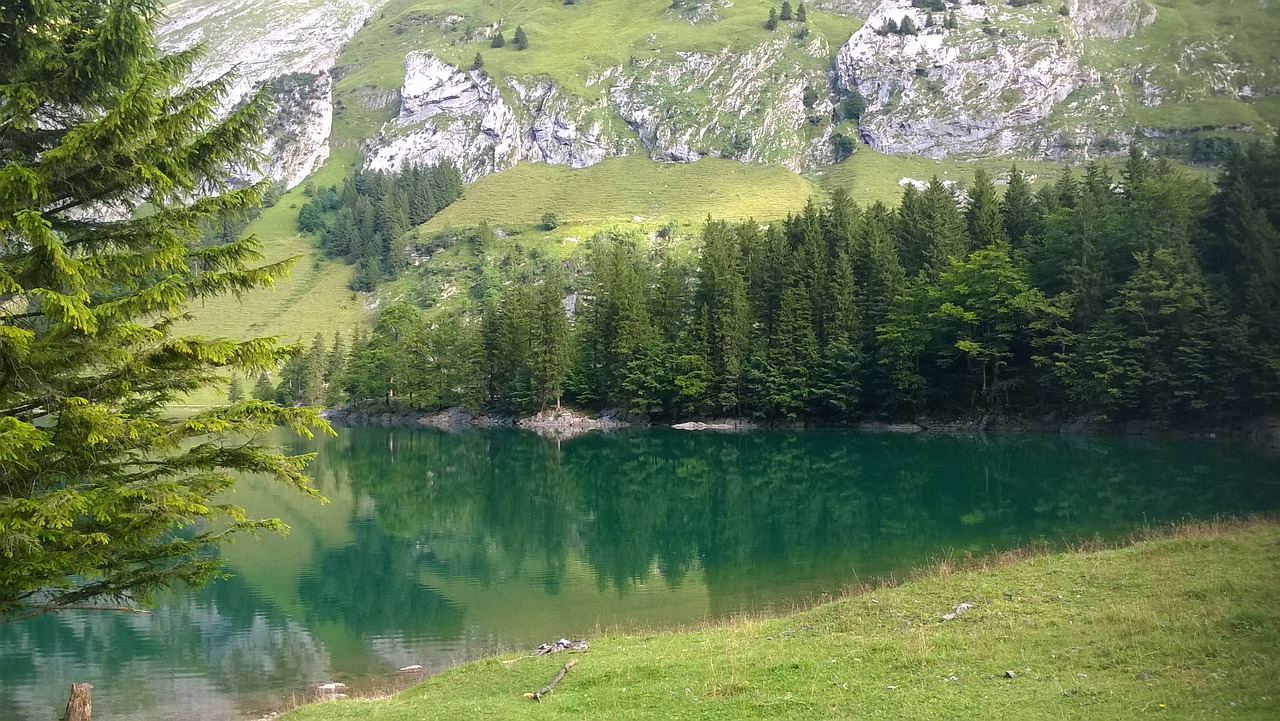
xmin=320 ymin=405 xmax=1280 ymax=445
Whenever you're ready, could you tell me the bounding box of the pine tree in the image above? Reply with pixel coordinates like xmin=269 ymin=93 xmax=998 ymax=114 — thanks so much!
xmin=965 ymin=167 xmax=1007 ymax=250
xmin=514 ymin=26 xmax=529 ymax=51
xmin=252 ymin=373 xmax=277 ymax=401
xmin=530 ymin=268 xmax=573 ymax=409
xmin=227 ymin=375 xmax=245 ymax=403
xmin=781 ymin=1 xmax=793 ymax=21
xmin=1000 ymin=166 xmax=1039 ymax=248
xmin=1 ymin=0 xmax=329 ymax=621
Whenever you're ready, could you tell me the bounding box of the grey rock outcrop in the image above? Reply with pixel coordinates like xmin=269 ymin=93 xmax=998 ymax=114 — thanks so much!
xmin=612 ymin=40 xmax=835 ymax=170
xmin=835 ymin=0 xmax=1099 ymax=158
xmin=366 ymin=37 xmax=835 ymax=181
xmin=366 ymin=52 xmax=524 ymax=181
xmin=1067 ymin=0 xmax=1156 ymax=40
xmin=158 ymin=0 xmax=386 ymax=188
xmin=509 ymin=78 xmax=641 ymax=168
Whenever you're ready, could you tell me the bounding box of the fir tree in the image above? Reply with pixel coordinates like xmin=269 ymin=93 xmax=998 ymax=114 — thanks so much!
xmin=766 ymin=7 xmax=779 ymax=30
xmin=514 ymin=26 xmax=529 ymax=51
xmin=491 ymin=31 xmax=506 ymax=48
xmin=530 ymin=268 xmax=573 ymax=409
xmin=252 ymin=374 xmax=276 ymax=401
xmin=0 ymin=0 xmax=329 ymax=621
xmin=1000 ymin=166 xmax=1039 ymax=248
xmin=781 ymin=1 xmax=793 ymax=21
xmin=227 ymin=375 xmax=245 ymax=403
xmin=472 ymin=52 xmax=485 ymax=70
xmin=797 ymin=2 xmax=807 ymax=22
xmin=965 ymin=167 xmax=1007 ymax=250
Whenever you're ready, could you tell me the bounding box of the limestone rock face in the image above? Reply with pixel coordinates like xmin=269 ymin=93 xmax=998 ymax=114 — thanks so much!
xmin=258 ymin=72 xmax=334 ymax=190
xmin=1067 ymin=0 xmax=1157 ymax=39
xmin=366 ymin=52 xmax=524 ymax=181
xmin=158 ymin=0 xmax=386 ymax=188
xmin=611 ymin=40 xmax=835 ymax=170
xmin=509 ymin=78 xmax=641 ymax=169
xmin=834 ymin=0 xmax=1100 ymax=158
xmin=366 ymin=37 xmax=835 ymax=181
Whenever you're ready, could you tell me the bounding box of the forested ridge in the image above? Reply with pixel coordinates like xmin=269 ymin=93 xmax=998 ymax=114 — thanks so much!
xmin=303 ymin=141 xmax=1280 ymax=425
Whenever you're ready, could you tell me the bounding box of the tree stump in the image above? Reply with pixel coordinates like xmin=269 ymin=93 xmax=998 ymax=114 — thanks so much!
xmin=64 ymin=683 xmax=92 ymax=721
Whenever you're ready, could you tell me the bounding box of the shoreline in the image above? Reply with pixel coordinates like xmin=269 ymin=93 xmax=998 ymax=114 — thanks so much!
xmin=320 ymin=404 xmax=1280 ymax=444
xmin=278 ymin=515 xmax=1280 ymax=720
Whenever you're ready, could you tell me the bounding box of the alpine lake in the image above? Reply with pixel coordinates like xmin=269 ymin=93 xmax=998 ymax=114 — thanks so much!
xmin=3 ymin=426 xmax=1278 ymax=720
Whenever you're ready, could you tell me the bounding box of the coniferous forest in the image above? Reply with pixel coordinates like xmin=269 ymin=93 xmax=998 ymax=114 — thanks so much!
xmin=330 ymin=142 xmax=1280 ymax=425
xmin=297 ymin=163 xmax=463 ymax=291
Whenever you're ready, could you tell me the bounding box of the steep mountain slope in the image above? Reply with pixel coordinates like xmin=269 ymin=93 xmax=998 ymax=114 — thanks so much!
xmin=162 ymin=0 xmax=1276 ymax=357
xmin=160 ymin=0 xmax=388 ymax=188
xmin=835 ymin=0 xmax=1278 ymax=159
xmin=163 ymin=0 xmax=1277 ymax=191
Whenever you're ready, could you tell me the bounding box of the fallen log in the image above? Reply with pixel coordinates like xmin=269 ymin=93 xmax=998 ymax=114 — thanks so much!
xmin=523 ymin=659 xmax=578 ymax=702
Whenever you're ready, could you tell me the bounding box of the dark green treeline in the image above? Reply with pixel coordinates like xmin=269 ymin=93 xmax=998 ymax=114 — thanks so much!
xmin=338 ymin=141 xmax=1280 ymax=424
xmin=297 ymin=163 xmax=463 ymax=291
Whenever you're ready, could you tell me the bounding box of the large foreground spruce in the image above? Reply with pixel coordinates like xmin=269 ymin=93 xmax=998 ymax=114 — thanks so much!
xmin=0 ymin=0 xmax=329 ymax=622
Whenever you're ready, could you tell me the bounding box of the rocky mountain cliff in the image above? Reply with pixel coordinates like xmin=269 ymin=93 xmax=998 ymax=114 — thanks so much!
xmin=159 ymin=0 xmax=387 ymax=188
xmin=162 ymin=0 xmax=1276 ymax=188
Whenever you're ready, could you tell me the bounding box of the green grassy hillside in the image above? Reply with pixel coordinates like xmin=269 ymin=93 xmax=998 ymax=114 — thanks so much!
xmin=422 ymin=156 xmax=821 ymax=232
xmin=180 ymin=151 xmax=366 ymax=345
xmin=280 ymin=518 xmax=1280 ymax=720
xmin=1073 ymin=0 xmax=1280 ymax=134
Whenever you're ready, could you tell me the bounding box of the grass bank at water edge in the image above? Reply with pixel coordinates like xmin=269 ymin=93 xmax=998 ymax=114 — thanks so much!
xmin=282 ymin=517 xmax=1280 ymax=720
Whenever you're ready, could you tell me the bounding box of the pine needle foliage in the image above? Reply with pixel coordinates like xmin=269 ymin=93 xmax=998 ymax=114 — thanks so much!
xmin=0 ymin=0 xmax=332 ymax=623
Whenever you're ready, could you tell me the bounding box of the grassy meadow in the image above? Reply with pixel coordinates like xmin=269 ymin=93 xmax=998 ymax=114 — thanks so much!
xmin=280 ymin=517 xmax=1280 ymax=720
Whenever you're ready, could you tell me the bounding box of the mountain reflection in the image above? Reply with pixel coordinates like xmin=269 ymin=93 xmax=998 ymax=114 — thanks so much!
xmin=3 ymin=428 xmax=1275 ymax=721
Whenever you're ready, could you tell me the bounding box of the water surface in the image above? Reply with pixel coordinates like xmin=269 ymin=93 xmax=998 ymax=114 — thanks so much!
xmin=3 ymin=427 xmax=1277 ymax=719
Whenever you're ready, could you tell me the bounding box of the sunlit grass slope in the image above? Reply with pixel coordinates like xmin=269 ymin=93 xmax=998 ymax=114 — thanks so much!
xmin=283 ymin=517 xmax=1280 ymax=720
xmin=422 ymin=156 xmax=822 ymax=232
xmin=180 ymin=151 xmax=366 ymax=345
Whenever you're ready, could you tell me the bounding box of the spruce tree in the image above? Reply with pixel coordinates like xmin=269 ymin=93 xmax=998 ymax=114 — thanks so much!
xmin=472 ymin=52 xmax=485 ymax=70
xmin=514 ymin=26 xmax=529 ymax=51
xmin=1000 ymin=166 xmax=1039 ymax=248
xmin=781 ymin=1 xmax=793 ymax=21
xmin=766 ymin=7 xmax=779 ymax=30
xmin=491 ymin=31 xmax=506 ymax=48
xmin=530 ymin=268 xmax=572 ymax=410
xmin=227 ymin=375 xmax=245 ymax=403
xmin=694 ymin=221 xmax=752 ymax=413
xmin=797 ymin=2 xmax=807 ymax=22
xmin=965 ymin=167 xmax=1007 ymax=250
xmin=1 ymin=0 xmax=329 ymax=621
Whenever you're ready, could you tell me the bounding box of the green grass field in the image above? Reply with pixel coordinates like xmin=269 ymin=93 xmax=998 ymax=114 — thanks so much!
xmin=280 ymin=517 xmax=1280 ymax=720
xmin=422 ymin=156 xmax=822 ymax=232
xmin=179 ymin=152 xmax=366 ymax=346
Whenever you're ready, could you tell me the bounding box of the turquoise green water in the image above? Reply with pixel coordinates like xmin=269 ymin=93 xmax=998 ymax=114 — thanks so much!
xmin=2 ymin=428 xmax=1277 ymax=720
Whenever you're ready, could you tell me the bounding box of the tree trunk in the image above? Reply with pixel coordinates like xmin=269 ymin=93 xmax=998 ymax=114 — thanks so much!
xmin=64 ymin=683 xmax=92 ymax=721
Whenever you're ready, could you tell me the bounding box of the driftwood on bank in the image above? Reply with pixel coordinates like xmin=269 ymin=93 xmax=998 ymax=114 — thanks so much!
xmin=64 ymin=683 xmax=92 ymax=721
xmin=523 ymin=659 xmax=577 ymax=702
xmin=502 ymin=638 xmax=588 ymax=664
